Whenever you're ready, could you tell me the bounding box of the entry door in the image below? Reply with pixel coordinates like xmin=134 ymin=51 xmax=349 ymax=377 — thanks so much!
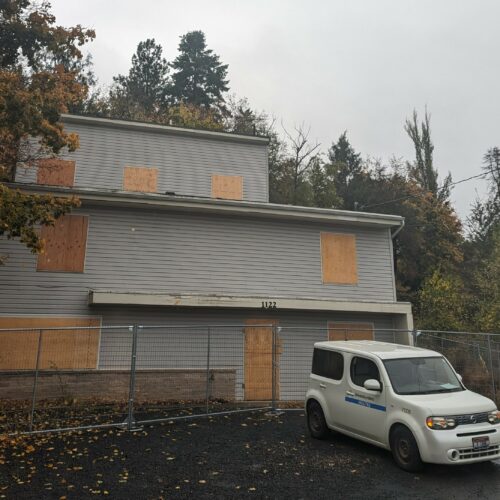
xmin=244 ymin=319 xmax=278 ymax=400
xmin=328 ymin=322 xmax=374 ymax=341
xmin=342 ymin=355 xmax=387 ymax=444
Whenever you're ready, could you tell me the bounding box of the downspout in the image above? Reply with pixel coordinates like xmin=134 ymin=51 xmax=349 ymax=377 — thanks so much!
xmin=391 ymin=219 xmax=405 ymax=239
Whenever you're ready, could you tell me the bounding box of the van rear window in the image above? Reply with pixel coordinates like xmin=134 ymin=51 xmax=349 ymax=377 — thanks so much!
xmin=312 ymin=349 xmax=344 ymax=380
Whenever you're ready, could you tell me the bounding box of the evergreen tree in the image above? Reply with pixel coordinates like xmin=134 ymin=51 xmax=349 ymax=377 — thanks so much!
xmin=326 ymin=131 xmax=363 ymax=209
xmin=404 ymin=109 xmax=451 ymax=201
xmin=170 ymin=31 xmax=229 ymax=115
xmin=308 ymin=160 xmax=339 ymax=208
xmin=110 ymin=38 xmax=170 ymax=117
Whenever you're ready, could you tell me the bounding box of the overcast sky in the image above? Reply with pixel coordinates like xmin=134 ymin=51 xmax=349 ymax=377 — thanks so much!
xmin=51 ymin=0 xmax=499 ymax=220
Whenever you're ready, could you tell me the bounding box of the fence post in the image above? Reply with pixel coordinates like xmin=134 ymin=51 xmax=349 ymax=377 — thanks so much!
xmin=29 ymin=329 xmax=43 ymax=432
xmin=487 ymin=334 xmax=497 ymax=402
xmin=205 ymin=326 xmax=211 ymax=415
xmin=271 ymin=324 xmax=277 ymax=412
xmin=126 ymin=324 xmax=139 ymax=430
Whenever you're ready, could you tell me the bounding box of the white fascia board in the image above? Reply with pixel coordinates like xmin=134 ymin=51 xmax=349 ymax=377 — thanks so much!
xmin=89 ymin=290 xmax=412 ymax=315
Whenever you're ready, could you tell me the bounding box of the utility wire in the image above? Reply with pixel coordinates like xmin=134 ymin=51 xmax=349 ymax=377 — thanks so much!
xmin=360 ymin=168 xmax=495 ymax=210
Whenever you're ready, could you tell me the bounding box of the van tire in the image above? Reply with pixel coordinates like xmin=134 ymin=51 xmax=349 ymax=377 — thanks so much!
xmin=307 ymin=400 xmax=329 ymax=439
xmin=390 ymin=425 xmax=423 ymax=472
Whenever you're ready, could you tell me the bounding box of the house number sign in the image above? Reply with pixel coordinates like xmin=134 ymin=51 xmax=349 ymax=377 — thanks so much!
xmin=261 ymin=301 xmax=277 ymax=309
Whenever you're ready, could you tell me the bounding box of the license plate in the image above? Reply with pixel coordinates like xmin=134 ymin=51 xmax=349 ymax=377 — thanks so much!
xmin=472 ymin=436 xmax=490 ymax=450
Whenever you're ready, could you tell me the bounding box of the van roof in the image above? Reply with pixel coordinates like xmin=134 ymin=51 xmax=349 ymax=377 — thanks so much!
xmin=313 ymin=340 xmax=441 ymax=360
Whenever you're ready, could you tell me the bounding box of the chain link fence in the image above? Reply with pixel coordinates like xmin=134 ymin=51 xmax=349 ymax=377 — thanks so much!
xmin=414 ymin=330 xmax=500 ymax=404
xmin=0 ymin=324 xmax=498 ymax=435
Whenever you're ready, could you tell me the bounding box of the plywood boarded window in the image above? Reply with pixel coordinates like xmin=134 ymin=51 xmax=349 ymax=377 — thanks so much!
xmin=123 ymin=166 xmax=158 ymax=193
xmin=328 ymin=322 xmax=374 ymax=341
xmin=37 ymin=215 xmax=88 ymax=273
xmin=0 ymin=317 xmax=101 ymax=370
xmin=320 ymin=232 xmax=358 ymax=285
xmin=37 ymin=159 xmax=75 ymax=187
xmin=211 ymin=175 xmax=243 ymax=200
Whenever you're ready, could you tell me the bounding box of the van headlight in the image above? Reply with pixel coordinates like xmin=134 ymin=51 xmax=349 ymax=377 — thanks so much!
xmin=426 ymin=416 xmax=457 ymax=430
xmin=488 ymin=410 xmax=500 ymax=424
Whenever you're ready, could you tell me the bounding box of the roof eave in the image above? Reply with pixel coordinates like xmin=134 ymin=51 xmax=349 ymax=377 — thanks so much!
xmin=61 ymin=114 xmax=270 ymax=146
xmin=11 ymin=184 xmax=404 ymax=228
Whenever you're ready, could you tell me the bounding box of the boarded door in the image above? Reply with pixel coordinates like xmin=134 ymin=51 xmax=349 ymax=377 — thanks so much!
xmin=328 ymin=322 xmax=374 ymax=341
xmin=244 ymin=319 xmax=279 ymax=400
xmin=0 ymin=317 xmax=101 ymax=370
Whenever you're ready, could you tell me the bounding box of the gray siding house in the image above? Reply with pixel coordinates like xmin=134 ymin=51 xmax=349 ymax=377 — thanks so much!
xmin=0 ymin=114 xmax=413 ymax=401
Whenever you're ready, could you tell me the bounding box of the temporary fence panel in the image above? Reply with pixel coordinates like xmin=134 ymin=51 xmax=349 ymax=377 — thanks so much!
xmin=0 ymin=325 xmax=133 ymax=434
xmin=128 ymin=324 xmax=273 ymax=427
xmin=415 ymin=331 xmax=499 ymax=405
xmin=2 ymin=323 xmax=499 ymax=435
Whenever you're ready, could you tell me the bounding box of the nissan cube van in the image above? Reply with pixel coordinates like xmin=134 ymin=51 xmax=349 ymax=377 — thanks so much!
xmin=305 ymin=340 xmax=500 ymax=471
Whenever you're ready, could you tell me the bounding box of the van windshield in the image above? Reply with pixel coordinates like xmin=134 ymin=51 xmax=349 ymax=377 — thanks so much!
xmin=383 ymin=356 xmax=463 ymax=395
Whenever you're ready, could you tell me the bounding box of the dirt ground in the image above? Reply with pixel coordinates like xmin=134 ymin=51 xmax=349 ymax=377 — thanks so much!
xmin=1 ymin=410 xmax=499 ymax=499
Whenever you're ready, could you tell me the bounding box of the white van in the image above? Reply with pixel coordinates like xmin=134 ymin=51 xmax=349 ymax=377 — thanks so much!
xmin=305 ymin=340 xmax=500 ymax=471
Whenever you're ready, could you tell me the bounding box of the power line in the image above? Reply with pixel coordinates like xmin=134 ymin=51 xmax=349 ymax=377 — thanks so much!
xmin=360 ymin=168 xmax=495 ymax=210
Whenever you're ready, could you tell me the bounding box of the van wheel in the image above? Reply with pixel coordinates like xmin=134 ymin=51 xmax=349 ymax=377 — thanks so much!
xmin=307 ymin=401 xmax=329 ymax=439
xmin=390 ymin=426 xmax=423 ymax=472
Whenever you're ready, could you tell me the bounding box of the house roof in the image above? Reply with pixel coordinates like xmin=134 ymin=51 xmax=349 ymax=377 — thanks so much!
xmin=61 ymin=114 xmax=270 ymax=146
xmin=16 ymin=183 xmax=405 ymax=229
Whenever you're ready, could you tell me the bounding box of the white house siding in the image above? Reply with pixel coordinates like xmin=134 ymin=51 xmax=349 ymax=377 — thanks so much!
xmin=0 ymin=204 xmax=396 ymax=317
xmin=15 ymin=121 xmax=269 ymax=203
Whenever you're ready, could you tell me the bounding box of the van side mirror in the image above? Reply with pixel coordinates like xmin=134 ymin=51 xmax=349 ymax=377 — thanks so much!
xmin=457 ymin=373 xmax=463 ymax=382
xmin=364 ymin=379 xmax=381 ymax=392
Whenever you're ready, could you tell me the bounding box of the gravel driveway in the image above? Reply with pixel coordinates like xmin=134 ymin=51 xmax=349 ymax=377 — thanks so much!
xmin=1 ymin=410 xmax=499 ymax=499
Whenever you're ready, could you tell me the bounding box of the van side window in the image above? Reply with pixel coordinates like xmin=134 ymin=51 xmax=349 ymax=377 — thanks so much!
xmin=350 ymin=356 xmax=380 ymax=388
xmin=312 ymin=349 xmax=344 ymax=380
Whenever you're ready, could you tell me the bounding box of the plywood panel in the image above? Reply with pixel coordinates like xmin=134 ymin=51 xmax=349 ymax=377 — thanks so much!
xmin=321 ymin=232 xmax=358 ymax=284
xmin=211 ymin=175 xmax=243 ymax=200
xmin=123 ymin=166 xmax=158 ymax=193
xmin=37 ymin=159 xmax=75 ymax=187
xmin=37 ymin=215 xmax=88 ymax=273
xmin=244 ymin=319 xmax=280 ymax=400
xmin=328 ymin=322 xmax=374 ymax=341
xmin=0 ymin=317 xmax=101 ymax=370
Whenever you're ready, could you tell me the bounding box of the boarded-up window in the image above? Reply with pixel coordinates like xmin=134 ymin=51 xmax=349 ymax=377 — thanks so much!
xmin=328 ymin=322 xmax=374 ymax=341
xmin=0 ymin=317 xmax=100 ymax=370
xmin=37 ymin=215 xmax=88 ymax=273
xmin=37 ymin=159 xmax=75 ymax=187
xmin=123 ymin=166 xmax=158 ymax=193
xmin=320 ymin=232 xmax=358 ymax=284
xmin=211 ymin=175 xmax=243 ymax=200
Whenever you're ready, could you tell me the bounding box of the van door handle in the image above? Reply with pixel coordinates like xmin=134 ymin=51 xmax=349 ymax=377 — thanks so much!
xmin=345 ymin=391 xmax=355 ymax=396
xmin=319 ymin=383 xmax=326 ymax=389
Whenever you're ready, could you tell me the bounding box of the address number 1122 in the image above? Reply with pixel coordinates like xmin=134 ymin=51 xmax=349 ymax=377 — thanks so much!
xmin=261 ymin=301 xmax=277 ymax=309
